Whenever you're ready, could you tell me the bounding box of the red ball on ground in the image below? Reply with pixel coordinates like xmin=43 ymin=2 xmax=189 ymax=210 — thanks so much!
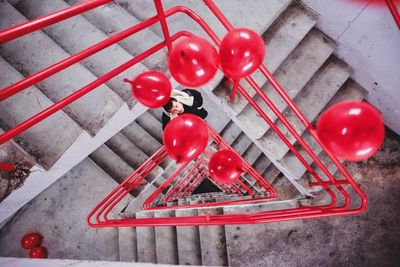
xmin=21 ymin=233 xmax=43 ymax=250
xmin=29 ymin=246 xmax=47 ymax=258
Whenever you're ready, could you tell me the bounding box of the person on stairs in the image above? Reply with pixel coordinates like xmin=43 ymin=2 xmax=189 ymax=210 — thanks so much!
xmin=162 ymin=89 xmax=208 ymax=130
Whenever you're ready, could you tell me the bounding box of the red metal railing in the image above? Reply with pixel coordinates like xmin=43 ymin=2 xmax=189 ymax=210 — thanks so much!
xmin=0 ymin=0 xmax=367 ymax=227
xmin=386 ymin=0 xmax=400 ymax=29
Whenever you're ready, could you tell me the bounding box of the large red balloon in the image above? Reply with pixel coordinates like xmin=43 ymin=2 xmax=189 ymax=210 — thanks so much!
xmin=163 ymin=114 xmax=209 ymax=163
xmin=208 ymin=150 xmax=243 ymax=184
xmin=21 ymin=233 xmax=43 ymax=249
xmin=29 ymin=246 xmax=47 ymax=258
xmin=168 ymin=36 xmax=219 ymax=88
xmin=125 ymin=70 xmax=171 ymax=108
xmin=317 ymin=101 xmax=385 ymax=162
xmin=219 ymin=28 xmax=265 ymax=79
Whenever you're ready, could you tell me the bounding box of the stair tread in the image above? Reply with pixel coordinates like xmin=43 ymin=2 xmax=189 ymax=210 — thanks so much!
xmin=89 ymin=144 xmax=134 ymax=184
xmin=0 ymin=57 xmax=82 ymax=169
xmin=105 ymin=133 xmax=164 ymax=182
xmin=121 ymin=0 xmax=291 ymax=45
xmin=14 ymin=0 xmax=148 ymax=108
xmin=118 ymin=225 xmax=137 ymax=262
xmin=197 ymin=208 xmax=228 ymax=266
xmin=0 ymin=2 xmax=123 ymax=136
xmin=175 ymin=208 xmax=202 ymax=266
xmin=65 ymin=0 xmax=166 ymax=71
xmin=214 ymin=3 xmax=318 ymax=114
xmin=238 ymin=29 xmax=336 ymax=138
xmin=135 ymin=211 xmax=157 ymax=263
xmin=154 ymin=210 xmax=179 ymax=265
xmin=260 ymin=57 xmax=352 ymax=159
xmin=265 ymin=79 xmax=366 ymax=183
xmin=135 ymin=112 xmax=163 ymax=143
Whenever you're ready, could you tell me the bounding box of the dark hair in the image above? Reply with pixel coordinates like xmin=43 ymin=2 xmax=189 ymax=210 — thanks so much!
xmin=163 ymin=97 xmax=177 ymax=112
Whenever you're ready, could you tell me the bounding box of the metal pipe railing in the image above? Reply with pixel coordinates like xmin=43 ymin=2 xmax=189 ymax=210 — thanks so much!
xmin=0 ymin=0 xmax=112 ymax=43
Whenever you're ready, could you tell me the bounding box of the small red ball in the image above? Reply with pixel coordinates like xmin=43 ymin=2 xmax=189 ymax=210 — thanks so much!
xmin=21 ymin=233 xmax=43 ymax=249
xmin=29 ymin=246 xmax=47 ymax=258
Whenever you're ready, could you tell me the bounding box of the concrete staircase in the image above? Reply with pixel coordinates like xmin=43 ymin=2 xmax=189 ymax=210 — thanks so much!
xmin=0 ymin=0 xmax=368 ymax=266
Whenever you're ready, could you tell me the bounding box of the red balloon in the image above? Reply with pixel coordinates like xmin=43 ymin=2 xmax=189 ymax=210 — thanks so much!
xmin=125 ymin=70 xmax=171 ymax=108
xmin=317 ymin=101 xmax=385 ymax=162
xmin=345 ymin=0 xmax=400 ymax=7
xmin=21 ymin=233 xmax=43 ymax=249
xmin=219 ymin=28 xmax=265 ymax=79
xmin=208 ymin=150 xmax=243 ymax=184
xmin=163 ymin=114 xmax=209 ymax=163
xmin=168 ymin=36 xmax=219 ymax=88
xmin=29 ymin=246 xmax=47 ymax=258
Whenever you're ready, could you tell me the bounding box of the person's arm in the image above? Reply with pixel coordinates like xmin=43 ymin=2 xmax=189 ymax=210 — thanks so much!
xmin=183 ymin=89 xmax=203 ymax=109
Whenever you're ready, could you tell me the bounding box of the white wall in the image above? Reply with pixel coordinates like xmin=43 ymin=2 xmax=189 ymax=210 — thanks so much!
xmin=302 ymin=0 xmax=400 ymax=135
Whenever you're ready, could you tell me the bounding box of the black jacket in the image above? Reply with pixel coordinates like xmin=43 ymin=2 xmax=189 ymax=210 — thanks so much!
xmin=162 ymin=89 xmax=208 ymax=130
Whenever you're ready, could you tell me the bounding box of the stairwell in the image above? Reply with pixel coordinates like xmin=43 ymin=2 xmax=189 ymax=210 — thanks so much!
xmin=0 ymin=0 xmax=375 ymax=266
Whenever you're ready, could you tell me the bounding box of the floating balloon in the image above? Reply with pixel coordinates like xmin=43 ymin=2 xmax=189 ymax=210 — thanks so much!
xmin=168 ymin=36 xmax=219 ymax=88
xmin=219 ymin=28 xmax=265 ymax=79
xmin=317 ymin=101 xmax=385 ymax=162
xmin=163 ymin=114 xmax=209 ymax=163
xmin=29 ymin=246 xmax=47 ymax=258
xmin=208 ymin=149 xmax=243 ymax=184
xmin=21 ymin=233 xmax=43 ymax=249
xmin=124 ymin=70 xmax=171 ymax=108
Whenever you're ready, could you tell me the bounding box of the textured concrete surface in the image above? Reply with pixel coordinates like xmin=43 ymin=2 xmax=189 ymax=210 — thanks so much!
xmin=227 ymin=128 xmax=400 ymax=266
xmin=0 ymin=159 xmax=132 ymax=261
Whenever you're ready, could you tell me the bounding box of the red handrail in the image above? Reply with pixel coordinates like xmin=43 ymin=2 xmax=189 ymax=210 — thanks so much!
xmin=0 ymin=0 xmax=112 ymax=43
xmin=386 ymin=0 xmax=400 ymax=29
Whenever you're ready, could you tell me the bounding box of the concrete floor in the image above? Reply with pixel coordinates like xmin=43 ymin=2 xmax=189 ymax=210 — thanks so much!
xmin=228 ymin=127 xmax=400 ymax=266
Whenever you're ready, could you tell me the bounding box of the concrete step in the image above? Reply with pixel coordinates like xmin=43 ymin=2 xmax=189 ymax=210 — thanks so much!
xmin=175 ymin=208 xmax=202 ymax=265
xmin=237 ymin=29 xmax=335 ymax=139
xmin=13 ymin=0 xmax=148 ymax=108
xmin=213 ymin=3 xmax=318 ymax=114
xmin=264 ymin=79 xmax=366 ymax=184
xmin=0 ymin=2 xmax=123 ymax=136
xmin=118 ymin=223 xmax=137 ymax=262
xmin=0 ymin=57 xmax=82 ymax=169
xmin=223 ymin=200 xmax=299 ymax=266
xmin=231 ymin=132 xmax=253 ymax=156
xmin=121 ymin=120 xmax=172 ymax=169
xmin=219 ymin=121 xmax=242 ymax=145
xmin=135 ymin=211 xmax=157 ymax=263
xmin=261 ymin=57 xmax=352 ymax=160
xmin=105 ymin=133 xmax=164 ymax=183
xmin=120 ymin=0 xmax=291 ymax=44
xmin=242 ymin=143 xmax=264 ymax=166
xmin=0 ymin=158 xmax=131 ymax=260
xmin=124 ymin=184 xmax=161 ymax=214
xmin=135 ymin=111 xmax=163 ymax=144
xmin=252 ymin=154 xmax=272 ymax=180
xmin=65 ymin=0 xmax=166 ymax=71
xmin=197 ymin=208 xmax=228 ymax=266
xmin=89 ymin=144 xmax=147 ymax=193
xmin=202 ymin=91 xmax=231 ymax=134
xmin=154 ymin=210 xmax=179 ymax=265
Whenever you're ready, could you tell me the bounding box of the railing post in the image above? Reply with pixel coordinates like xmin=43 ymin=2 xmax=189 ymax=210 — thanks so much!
xmin=154 ymin=0 xmax=172 ymax=51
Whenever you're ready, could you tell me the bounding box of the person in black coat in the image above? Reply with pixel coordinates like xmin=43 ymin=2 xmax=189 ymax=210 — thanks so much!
xmin=162 ymin=89 xmax=208 ymax=130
